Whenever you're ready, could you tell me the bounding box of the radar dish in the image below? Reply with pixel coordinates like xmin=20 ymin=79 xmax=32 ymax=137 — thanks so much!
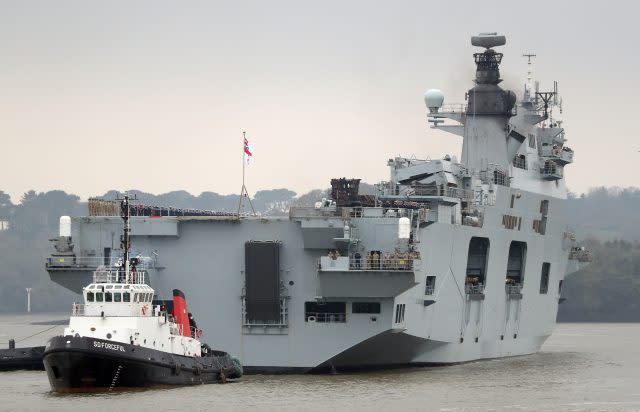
xmin=471 ymin=33 xmax=506 ymax=49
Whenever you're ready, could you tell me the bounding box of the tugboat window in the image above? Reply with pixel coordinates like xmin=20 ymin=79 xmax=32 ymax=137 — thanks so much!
xmin=96 ymin=292 xmax=103 ymax=302
xmin=86 ymin=292 xmax=94 ymax=302
xmin=105 ymin=292 xmax=112 ymax=302
xmin=114 ymin=293 xmax=122 ymax=303
xmin=123 ymin=292 xmax=130 ymax=302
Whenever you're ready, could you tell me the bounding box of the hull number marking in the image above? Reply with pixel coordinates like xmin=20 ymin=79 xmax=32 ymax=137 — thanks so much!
xmin=94 ymin=341 xmax=125 ymax=352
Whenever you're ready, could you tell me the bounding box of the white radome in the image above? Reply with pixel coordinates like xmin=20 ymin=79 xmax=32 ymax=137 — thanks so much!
xmin=59 ymin=216 xmax=71 ymax=237
xmin=424 ymin=89 xmax=444 ymax=113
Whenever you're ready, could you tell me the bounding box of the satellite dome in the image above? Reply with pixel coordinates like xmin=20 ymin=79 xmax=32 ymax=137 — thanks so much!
xmin=424 ymin=89 xmax=444 ymax=113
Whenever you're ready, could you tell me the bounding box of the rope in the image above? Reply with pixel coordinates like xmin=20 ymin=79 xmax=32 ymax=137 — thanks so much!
xmin=1 ymin=324 xmax=61 ymax=347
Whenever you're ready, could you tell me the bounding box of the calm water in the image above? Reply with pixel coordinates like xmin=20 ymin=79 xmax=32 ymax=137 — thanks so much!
xmin=1 ymin=315 xmax=639 ymax=411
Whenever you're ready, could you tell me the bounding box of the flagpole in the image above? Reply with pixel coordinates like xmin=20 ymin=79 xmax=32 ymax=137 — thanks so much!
xmin=237 ymin=130 xmax=255 ymax=216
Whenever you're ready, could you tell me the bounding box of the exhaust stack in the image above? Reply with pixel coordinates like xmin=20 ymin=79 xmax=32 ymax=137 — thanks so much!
xmin=172 ymin=289 xmax=191 ymax=337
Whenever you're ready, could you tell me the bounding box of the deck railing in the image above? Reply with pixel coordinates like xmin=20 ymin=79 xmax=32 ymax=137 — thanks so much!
xmin=505 ymin=283 xmax=523 ymax=295
xmin=569 ymin=249 xmax=593 ymax=262
xmin=241 ymin=296 xmax=289 ymax=328
xmin=465 ymin=283 xmax=485 ymax=295
xmin=46 ymin=256 xmax=155 ymax=270
xmin=317 ymin=255 xmax=418 ymax=272
xmin=92 ymin=269 xmax=147 ymax=285
xmin=305 ymin=312 xmax=346 ymax=323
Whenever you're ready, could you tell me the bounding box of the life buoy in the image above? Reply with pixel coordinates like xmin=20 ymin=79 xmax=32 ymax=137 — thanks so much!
xmin=307 ymin=316 xmax=316 ymax=323
xmin=141 ymin=304 xmax=149 ymax=315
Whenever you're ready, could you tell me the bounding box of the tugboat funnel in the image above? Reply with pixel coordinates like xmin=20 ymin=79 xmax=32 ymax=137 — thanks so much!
xmin=172 ymin=289 xmax=191 ymax=337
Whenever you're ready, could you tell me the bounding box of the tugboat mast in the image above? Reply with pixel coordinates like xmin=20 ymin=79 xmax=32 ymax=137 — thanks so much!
xmin=119 ymin=193 xmax=132 ymax=282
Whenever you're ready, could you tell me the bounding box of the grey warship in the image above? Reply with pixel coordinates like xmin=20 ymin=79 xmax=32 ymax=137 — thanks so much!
xmin=45 ymin=33 xmax=591 ymax=372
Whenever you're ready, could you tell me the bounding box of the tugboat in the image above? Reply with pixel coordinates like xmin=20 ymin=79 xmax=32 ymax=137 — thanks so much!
xmin=43 ymin=194 xmax=242 ymax=393
xmin=0 ymin=340 xmax=45 ymax=371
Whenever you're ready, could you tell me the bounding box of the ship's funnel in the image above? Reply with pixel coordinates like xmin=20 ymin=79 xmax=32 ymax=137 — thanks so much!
xmin=172 ymin=289 xmax=191 ymax=337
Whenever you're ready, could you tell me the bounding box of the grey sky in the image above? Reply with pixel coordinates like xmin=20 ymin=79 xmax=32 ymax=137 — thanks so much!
xmin=1 ymin=0 xmax=638 ymax=201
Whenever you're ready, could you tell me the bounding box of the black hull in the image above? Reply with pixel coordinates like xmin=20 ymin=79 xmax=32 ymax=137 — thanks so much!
xmin=0 ymin=346 xmax=45 ymax=371
xmin=44 ymin=336 xmax=240 ymax=393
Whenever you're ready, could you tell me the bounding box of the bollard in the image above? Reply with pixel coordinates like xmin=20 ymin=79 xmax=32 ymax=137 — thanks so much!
xmin=9 ymin=339 xmax=15 ymax=349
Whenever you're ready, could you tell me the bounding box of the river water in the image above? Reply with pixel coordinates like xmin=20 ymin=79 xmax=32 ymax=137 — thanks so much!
xmin=1 ymin=315 xmax=639 ymax=411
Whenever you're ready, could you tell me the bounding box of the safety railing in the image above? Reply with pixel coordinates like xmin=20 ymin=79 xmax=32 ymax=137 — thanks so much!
xmin=289 ymin=206 xmax=341 ymax=219
xmin=71 ymin=303 xmax=85 ymax=316
xmin=241 ymin=296 xmax=289 ymax=327
xmin=408 ymin=184 xmax=474 ymax=200
xmin=479 ymin=165 xmax=510 ymax=187
xmin=92 ymin=269 xmax=147 ymax=285
xmin=46 ymin=256 xmax=155 ymax=270
xmin=569 ymin=249 xmax=593 ymax=262
xmin=512 ymin=156 xmax=527 ymax=170
xmin=465 ymin=283 xmax=485 ymax=295
xmin=505 ymin=283 xmax=523 ymax=297
xmin=540 ymin=161 xmax=563 ymax=180
xmin=317 ymin=255 xmax=418 ymax=272
xmin=540 ymin=146 xmax=574 ymax=164
xmin=439 ymin=103 xmax=468 ymax=113
xmin=305 ymin=312 xmax=346 ymax=323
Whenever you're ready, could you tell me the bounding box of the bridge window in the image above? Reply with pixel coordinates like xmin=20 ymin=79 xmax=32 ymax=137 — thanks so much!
xmin=506 ymin=241 xmax=527 ymax=284
xmin=105 ymin=292 xmax=113 ymax=302
xmin=86 ymin=292 xmax=94 ymax=302
xmin=466 ymin=237 xmax=490 ymax=287
xmin=352 ymin=302 xmax=381 ymax=314
xmin=540 ymin=263 xmax=550 ymax=294
xmin=305 ymin=302 xmax=346 ymax=323
xmin=96 ymin=292 xmax=103 ymax=302
xmin=114 ymin=292 xmax=122 ymax=303
xmin=123 ymin=292 xmax=130 ymax=302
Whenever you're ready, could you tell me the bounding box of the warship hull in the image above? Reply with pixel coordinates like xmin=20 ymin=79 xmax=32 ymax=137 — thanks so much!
xmin=44 ymin=336 xmax=239 ymax=392
xmin=45 ymin=33 xmax=590 ymax=372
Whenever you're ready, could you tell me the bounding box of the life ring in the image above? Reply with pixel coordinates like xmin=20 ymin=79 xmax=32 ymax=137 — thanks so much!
xmin=141 ymin=304 xmax=149 ymax=315
xmin=307 ymin=316 xmax=316 ymax=323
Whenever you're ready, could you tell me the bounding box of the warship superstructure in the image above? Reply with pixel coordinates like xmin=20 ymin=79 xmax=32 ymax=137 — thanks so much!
xmin=45 ymin=33 xmax=591 ymax=372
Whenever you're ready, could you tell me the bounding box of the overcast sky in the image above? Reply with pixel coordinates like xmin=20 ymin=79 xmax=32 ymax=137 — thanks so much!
xmin=1 ymin=0 xmax=638 ymax=202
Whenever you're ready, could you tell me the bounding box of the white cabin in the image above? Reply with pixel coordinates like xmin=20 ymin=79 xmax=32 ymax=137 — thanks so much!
xmin=65 ymin=269 xmax=202 ymax=357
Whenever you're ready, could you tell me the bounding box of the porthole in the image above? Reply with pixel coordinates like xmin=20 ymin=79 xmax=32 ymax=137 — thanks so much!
xmin=106 ymin=333 xmax=112 ymax=339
